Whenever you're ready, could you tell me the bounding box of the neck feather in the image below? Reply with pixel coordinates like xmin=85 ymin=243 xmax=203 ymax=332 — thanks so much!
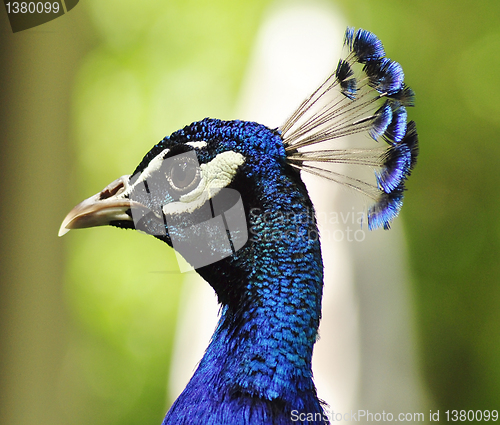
xmin=164 ymin=137 xmax=326 ymax=424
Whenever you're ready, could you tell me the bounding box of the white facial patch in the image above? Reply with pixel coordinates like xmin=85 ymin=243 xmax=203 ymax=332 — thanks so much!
xmin=119 ymin=148 xmax=170 ymax=198
xmin=163 ymin=151 xmax=245 ymax=215
xmin=186 ymin=141 xmax=208 ymax=149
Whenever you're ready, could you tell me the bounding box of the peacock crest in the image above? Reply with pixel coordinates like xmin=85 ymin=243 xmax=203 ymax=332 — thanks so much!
xmin=60 ymin=28 xmax=418 ymax=425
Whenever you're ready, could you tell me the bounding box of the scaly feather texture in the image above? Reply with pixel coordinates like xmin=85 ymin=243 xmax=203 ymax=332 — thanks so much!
xmin=59 ymin=28 xmax=418 ymax=425
xmin=155 ymin=120 xmax=325 ymax=424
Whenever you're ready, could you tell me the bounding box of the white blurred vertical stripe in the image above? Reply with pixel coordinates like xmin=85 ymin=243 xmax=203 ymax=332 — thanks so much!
xmin=168 ymin=0 xmax=429 ymax=415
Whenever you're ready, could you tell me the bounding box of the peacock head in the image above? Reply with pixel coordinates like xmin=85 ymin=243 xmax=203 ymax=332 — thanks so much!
xmin=60 ymin=27 xmax=419 ymax=286
xmin=58 ymin=120 xmax=307 ymax=274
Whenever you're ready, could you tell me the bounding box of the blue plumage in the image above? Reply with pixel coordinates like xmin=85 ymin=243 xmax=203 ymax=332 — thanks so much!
xmin=155 ymin=119 xmax=326 ymax=423
xmin=59 ymin=28 xmax=418 ymax=424
xmin=346 ymin=27 xmax=385 ymax=62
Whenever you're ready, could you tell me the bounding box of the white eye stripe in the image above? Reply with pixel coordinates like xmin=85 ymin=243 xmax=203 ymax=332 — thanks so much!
xmin=186 ymin=141 xmax=208 ymax=149
xmin=120 ymin=148 xmax=170 ymax=197
xmin=162 ymin=151 xmax=245 ymax=215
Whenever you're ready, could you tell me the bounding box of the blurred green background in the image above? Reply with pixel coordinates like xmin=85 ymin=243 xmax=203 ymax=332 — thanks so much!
xmin=1 ymin=1 xmax=500 ymax=424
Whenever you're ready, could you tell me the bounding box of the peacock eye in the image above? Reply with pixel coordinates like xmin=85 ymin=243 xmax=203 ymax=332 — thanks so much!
xmin=164 ymin=156 xmax=201 ymax=195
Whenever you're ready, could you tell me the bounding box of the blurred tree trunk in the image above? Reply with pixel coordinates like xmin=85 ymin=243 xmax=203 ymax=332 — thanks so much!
xmin=0 ymin=8 xmax=90 ymax=425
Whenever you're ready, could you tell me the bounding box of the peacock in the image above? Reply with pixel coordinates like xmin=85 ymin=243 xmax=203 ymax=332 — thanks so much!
xmin=59 ymin=28 xmax=418 ymax=425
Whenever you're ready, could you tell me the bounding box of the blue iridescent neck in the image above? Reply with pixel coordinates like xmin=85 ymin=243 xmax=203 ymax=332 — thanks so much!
xmin=163 ymin=119 xmax=326 ymax=424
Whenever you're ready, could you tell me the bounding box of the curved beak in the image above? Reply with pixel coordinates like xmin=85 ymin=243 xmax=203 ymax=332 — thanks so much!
xmin=58 ymin=175 xmax=139 ymax=237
